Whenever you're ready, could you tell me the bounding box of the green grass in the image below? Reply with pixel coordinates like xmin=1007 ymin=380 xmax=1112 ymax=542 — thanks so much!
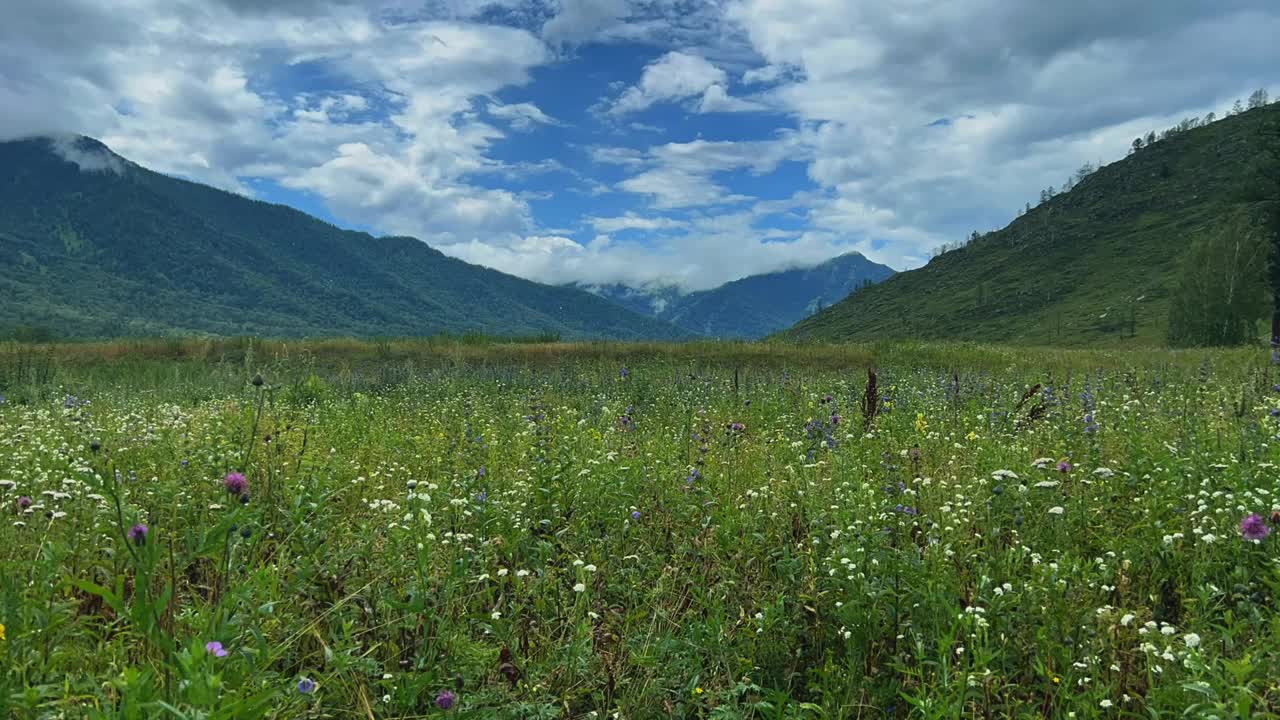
xmin=1 ymin=339 xmax=1278 ymax=718
xmin=785 ymin=104 xmax=1280 ymax=347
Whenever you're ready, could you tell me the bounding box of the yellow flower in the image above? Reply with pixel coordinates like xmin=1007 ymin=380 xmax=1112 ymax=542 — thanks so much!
xmin=1052 ymin=676 xmax=1061 ymax=685
xmin=966 ymin=430 xmax=978 ymax=441
xmin=694 ymin=687 xmax=704 ymax=695
xmin=0 ymin=623 xmax=6 ymax=641
xmin=915 ymin=413 xmax=928 ymax=434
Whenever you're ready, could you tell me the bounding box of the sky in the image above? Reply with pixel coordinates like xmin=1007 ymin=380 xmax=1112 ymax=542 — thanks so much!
xmin=1 ymin=0 xmax=1277 ymax=291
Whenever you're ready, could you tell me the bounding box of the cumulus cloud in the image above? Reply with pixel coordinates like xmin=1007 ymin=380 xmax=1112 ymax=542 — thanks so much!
xmin=542 ymin=0 xmax=629 ymax=45
xmin=608 ymin=51 xmax=726 ymax=114
xmin=587 ymin=213 xmax=687 ymax=233
xmin=605 ymin=50 xmax=763 ymax=116
xmin=723 ymin=0 xmax=1280 ymax=266
xmin=487 ymin=100 xmax=561 ymax=130
xmin=608 ymin=136 xmax=804 ymax=208
xmin=3 ymin=0 xmax=1279 ymax=292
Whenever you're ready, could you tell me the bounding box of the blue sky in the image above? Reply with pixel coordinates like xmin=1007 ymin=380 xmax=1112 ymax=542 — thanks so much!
xmin=2 ymin=0 xmax=1278 ymax=290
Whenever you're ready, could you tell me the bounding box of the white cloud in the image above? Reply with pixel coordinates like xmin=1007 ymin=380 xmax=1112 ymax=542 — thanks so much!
xmin=610 ymin=136 xmax=804 ymax=208
xmin=722 ymin=0 xmax=1280 ymax=268
xmin=542 ymin=0 xmax=629 ymax=45
xmin=5 ymin=0 xmax=1280 ymax=292
xmin=0 ymin=1 xmax=555 ymax=245
xmin=697 ymin=84 xmax=767 ymax=113
xmin=487 ymin=100 xmax=560 ymax=130
xmin=588 ymin=213 xmax=688 ymax=232
xmin=608 ymin=51 xmax=725 ymax=115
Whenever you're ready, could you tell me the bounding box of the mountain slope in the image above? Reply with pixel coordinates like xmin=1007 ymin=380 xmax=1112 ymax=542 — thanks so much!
xmin=573 ymin=252 xmax=895 ymax=338
xmin=784 ymin=103 xmax=1280 ymax=347
xmin=0 ymin=136 xmax=689 ymax=340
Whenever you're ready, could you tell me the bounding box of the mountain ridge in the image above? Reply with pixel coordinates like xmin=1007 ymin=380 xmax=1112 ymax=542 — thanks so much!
xmin=782 ymin=103 xmax=1280 ymax=346
xmin=0 ymin=135 xmax=691 ymax=341
xmin=570 ymin=252 xmax=896 ymax=338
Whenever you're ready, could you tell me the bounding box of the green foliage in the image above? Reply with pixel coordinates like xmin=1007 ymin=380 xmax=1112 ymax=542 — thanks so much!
xmin=1168 ymin=211 xmax=1271 ymax=346
xmin=0 ymin=137 xmax=688 ymax=341
xmin=0 ymin=341 xmax=1278 ymax=717
xmin=786 ymin=103 xmax=1280 ymax=347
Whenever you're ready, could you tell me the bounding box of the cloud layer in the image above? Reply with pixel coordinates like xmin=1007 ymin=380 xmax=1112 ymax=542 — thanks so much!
xmin=2 ymin=0 xmax=1277 ymax=290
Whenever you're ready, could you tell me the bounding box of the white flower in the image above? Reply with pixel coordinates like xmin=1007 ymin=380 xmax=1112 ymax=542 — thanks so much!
xmin=516 ymin=569 xmax=530 ymax=578
xmin=1160 ymin=625 xmax=1176 ymax=636
xmin=497 ymin=568 xmax=509 ymax=577
xmin=573 ymin=583 xmax=586 ymax=593
xmin=1048 ymin=506 xmax=1065 ymax=515
xmin=1120 ymin=613 xmax=1135 ymax=626
xmin=491 ymin=610 xmax=502 ymax=620
xmin=1099 ymin=699 xmax=1113 ymax=709
xmin=1093 ymin=467 xmax=1115 ymax=478
xmin=1183 ymin=633 xmax=1201 ymax=648
xmin=992 ymin=470 xmax=1019 ymax=481
xmin=584 ymin=564 xmax=597 ymax=572
xmin=1034 ymin=480 xmax=1060 ymax=489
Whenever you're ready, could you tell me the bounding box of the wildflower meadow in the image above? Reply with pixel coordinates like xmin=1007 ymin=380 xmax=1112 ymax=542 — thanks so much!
xmin=0 ymin=340 xmax=1278 ymax=718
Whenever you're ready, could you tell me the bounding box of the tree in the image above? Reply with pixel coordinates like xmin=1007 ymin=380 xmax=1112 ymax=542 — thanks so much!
xmin=1204 ymin=112 xmax=1216 ymax=124
xmin=1167 ymin=212 xmax=1271 ymax=346
xmin=1146 ymin=131 xmax=1157 ymax=145
xmin=1131 ymin=137 xmax=1144 ymax=154
xmin=1248 ymin=115 xmax=1280 ymax=340
xmin=1249 ymin=88 xmax=1270 ymax=109
xmin=1232 ymin=99 xmax=1246 ymax=115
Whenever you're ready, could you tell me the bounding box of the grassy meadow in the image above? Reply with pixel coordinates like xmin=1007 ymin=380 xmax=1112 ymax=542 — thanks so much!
xmin=1 ymin=338 xmax=1278 ymax=718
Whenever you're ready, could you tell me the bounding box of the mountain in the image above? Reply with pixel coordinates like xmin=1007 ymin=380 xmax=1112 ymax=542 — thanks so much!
xmin=572 ymin=252 xmax=896 ymax=338
xmin=0 ymin=136 xmax=689 ymax=341
xmin=784 ymin=103 xmax=1280 ymax=347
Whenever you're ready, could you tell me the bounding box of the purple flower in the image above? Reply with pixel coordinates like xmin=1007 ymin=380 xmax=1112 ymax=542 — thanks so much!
xmin=1241 ymin=513 xmax=1271 ymax=541
xmin=223 ymin=472 xmax=248 ymax=496
xmin=728 ymin=422 xmax=745 ymax=432
xmin=16 ymin=496 xmax=32 ymax=511
xmin=630 ymin=510 xmax=641 ymax=521
xmin=435 ymin=689 xmax=457 ymax=709
xmin=1056 ymin=460 xmax=1072 ymax=473
xmin=205 ymin=641 xmax=228 ymax=657
xmin=297 ymin=677 xmax=317 ymax=694
xmin=128 ymin=523 xmax=148 ymax=545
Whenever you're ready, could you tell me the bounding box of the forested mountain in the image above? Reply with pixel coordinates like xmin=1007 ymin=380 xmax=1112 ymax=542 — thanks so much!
xmin=0 ymin=136 xmax=689 ymax=340
xmin=785 ymin=101 xmax=1280 ymax=347
xmin=572 ymin=252 xmax=895 ymax=338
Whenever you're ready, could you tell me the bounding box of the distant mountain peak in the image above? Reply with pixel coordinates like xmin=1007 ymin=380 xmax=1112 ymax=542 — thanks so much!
xmin=570 ymin=251 xmax=895 ymax=338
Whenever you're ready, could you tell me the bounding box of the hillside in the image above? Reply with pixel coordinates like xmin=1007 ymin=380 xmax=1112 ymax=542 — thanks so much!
xmin=0 ymin=136 xmax=689 ymax=341
xmin=784 ymin=103 xmax=1280 ymax=346
xmin=573 ymin=252 xmax=895 ymax=338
